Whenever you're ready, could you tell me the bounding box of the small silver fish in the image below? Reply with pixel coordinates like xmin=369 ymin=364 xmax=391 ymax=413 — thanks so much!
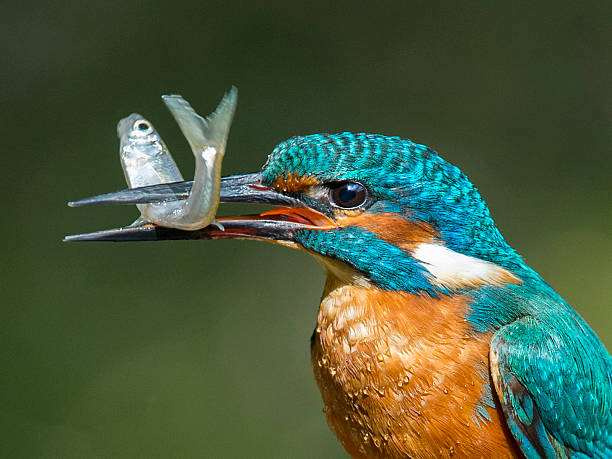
xmin=117 ymin=88 xmax=237 ymax=231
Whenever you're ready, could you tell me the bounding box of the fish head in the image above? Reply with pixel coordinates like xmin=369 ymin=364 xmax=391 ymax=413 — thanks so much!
xmin=117 ymin=113 xmax=164 ymax=151
xmin=117 ymin=113 xmax=172 ymax=188
xmin=118 ymin=113 xmax=168 ymax=161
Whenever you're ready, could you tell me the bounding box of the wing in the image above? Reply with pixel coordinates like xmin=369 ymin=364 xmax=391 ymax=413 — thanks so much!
xmin=490 ymin=315 xmax=612 ymax=458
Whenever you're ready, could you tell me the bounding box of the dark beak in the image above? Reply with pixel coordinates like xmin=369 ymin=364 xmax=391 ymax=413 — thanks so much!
xmin=64 ymin=172 xmax=334 ymax=243
xmin=67 ymin=173 xmax=301 ymax=208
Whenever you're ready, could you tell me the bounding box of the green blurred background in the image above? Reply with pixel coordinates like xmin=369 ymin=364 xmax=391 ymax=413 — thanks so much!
xmin=2 ymin=1 xmax=610 ymax=457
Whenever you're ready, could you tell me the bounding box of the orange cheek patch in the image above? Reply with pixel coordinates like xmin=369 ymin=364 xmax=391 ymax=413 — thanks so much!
xmin=337 ymin=213 xmax=439 ymax=251
xmin=272 ymin=172 xmax=320 ymax=193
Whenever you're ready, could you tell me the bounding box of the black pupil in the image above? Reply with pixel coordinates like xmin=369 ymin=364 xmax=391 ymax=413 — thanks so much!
xmin=137 ymin=122 xmax=149 ymax=131
xmin=330 ymin=182 xmax=366 ymax=208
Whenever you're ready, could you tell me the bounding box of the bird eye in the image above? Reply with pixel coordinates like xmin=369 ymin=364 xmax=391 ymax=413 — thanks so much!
xmin=328 ymin=182 xmax=367 ymax=209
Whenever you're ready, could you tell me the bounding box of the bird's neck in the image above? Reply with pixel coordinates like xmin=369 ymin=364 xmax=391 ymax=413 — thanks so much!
xmin=311 ymin=267 xmax=520 ymax=458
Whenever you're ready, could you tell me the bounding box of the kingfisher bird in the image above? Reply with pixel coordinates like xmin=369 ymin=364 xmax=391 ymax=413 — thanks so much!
xmin=68 ymin=133 xmax=611 ymax=458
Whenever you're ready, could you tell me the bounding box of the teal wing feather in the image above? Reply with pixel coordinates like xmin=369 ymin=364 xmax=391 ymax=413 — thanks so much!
xmin=490 ymin=315 xmax=612 ymax=458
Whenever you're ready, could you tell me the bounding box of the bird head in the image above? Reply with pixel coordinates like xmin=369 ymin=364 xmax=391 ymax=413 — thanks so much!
xmin=71 ymin=133 xmax=525 ymax=295
xmin=253 ymin=133 xmax=524 ymax=294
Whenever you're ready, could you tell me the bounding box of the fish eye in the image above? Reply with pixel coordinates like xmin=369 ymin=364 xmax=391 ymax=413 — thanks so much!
xmin=328 ymin=182 xmax=368 ymax=209
xmin=134 ymin=121 xmax=153 ymax=134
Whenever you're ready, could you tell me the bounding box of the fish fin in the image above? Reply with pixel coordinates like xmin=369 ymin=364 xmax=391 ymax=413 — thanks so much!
xmin=162 ymin=87 xmax=237 ymax=155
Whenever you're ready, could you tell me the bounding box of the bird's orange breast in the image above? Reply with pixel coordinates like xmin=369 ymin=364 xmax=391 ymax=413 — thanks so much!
xmin=311 ymin=274 xmax=521 ymax=458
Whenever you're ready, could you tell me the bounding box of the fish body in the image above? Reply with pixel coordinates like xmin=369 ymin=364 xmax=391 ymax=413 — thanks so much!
xmin=117 ymin=88 xmax=237 ymax=230
xmin=156 ymin=88 xmax=237 ymax=230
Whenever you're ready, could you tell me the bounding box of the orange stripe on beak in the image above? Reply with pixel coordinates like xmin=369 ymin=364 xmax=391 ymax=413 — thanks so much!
xmin=259 ymin=207 xmax=336 ymax=229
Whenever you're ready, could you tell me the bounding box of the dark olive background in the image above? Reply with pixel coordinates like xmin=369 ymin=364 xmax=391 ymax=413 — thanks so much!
xmin=2 ymin=2 xmax=610 ymax=457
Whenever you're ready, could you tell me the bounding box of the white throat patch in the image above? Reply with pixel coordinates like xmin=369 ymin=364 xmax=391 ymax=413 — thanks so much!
xmin=412 ymin=243 xmax=518 ymax=289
